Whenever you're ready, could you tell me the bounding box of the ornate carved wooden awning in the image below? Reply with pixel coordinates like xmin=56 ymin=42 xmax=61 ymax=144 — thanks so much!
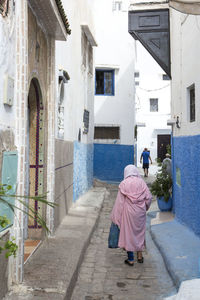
xmin=128 ymin=8 xmax=171 ymax=77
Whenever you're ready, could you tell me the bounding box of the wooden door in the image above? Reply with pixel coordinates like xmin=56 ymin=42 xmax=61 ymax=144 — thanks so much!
xmin=157 ymin=134 xmax=171 ymax=161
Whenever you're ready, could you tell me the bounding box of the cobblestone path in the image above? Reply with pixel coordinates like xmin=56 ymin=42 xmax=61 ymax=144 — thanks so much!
xmin=71 ymin=185 xmax=176 ymax=300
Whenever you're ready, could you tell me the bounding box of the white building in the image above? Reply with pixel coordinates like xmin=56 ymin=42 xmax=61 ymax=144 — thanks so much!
xmin=170 ymin=8 xmax=200 ymax=236
xmin=135 ymin=42 xmax=171 ymax=167
xmin=93 ymin=0 xmax=136 ymax=182
xmin=0 ymin=0 xmax=71 ymax=295
xmin=55 ymin=0 xmax=97 ymax=226
xmin=129 ymin=0 xmax=200 ymax=237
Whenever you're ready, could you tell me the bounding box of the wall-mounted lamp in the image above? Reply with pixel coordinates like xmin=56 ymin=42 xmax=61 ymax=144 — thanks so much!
xmin=167 ymin=117 xmax=180 ymax=128
xmin=167 ymin=119 xmax=176 ymax=126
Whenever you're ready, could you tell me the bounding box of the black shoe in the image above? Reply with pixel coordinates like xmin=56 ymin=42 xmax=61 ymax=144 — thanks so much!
xmin=137 ymin=257 xmax=144 ymax=263
xmin=124 ymin=259 xmax=134 ymax=266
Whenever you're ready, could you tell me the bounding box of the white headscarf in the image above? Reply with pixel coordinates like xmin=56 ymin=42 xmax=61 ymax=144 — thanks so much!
xmin=124 ymin=164 xmax=141 ymax=179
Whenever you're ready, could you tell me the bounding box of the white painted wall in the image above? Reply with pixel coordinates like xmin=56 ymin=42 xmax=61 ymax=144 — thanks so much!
xmin=93 ymin=0 xmax=136 ymax=146
xmin=55 ymin=0 xmax=96 ymax=144
xmin=170 ymin=10 xmax=200 ymax=137
xmin=135 ymin=42 xmax=171 ymax=165
xmin=0 ymin=5 xmax=16 ymax=131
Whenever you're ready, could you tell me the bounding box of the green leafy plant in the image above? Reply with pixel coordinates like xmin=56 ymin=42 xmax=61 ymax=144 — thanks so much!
xmin=166 ymin=144 xmax=171 ymax=156
xmin=0 ymin=183 xmax=57 ymax=258
xmin=150 ymin=165 xmax=172 ymax=202
xmin=155 ymin=157 xmax=162 ymax=167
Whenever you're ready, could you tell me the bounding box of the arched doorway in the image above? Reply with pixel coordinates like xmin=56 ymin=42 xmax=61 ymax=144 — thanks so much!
xmin=27 ymin=78 xmax=44 ymax=241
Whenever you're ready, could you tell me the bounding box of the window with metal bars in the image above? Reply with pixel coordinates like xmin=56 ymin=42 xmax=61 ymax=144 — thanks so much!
xmin=150 ymin=98 xmax=158 ymax=112
xmin=112 ymin=1 xmax=122 ymax=11
xmin=189 ymin=85 xmax=195 ymax=122
xmin=94 ymin=126 xmax=120 ymax=139
xmin=95 ymin=69 xmax=115 ymax=96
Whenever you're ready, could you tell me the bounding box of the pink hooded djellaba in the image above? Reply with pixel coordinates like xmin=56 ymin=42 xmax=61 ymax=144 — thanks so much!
xmin=111 ymin=165 xmax=152 ymax=252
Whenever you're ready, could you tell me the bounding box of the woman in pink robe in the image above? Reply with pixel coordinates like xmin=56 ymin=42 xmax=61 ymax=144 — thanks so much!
xmin=111 ymin=164 xmax=152 ymax=266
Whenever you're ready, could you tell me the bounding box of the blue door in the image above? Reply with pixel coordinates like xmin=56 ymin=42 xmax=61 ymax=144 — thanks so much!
xmin=0 ymin=151 xmax=18 ymax=232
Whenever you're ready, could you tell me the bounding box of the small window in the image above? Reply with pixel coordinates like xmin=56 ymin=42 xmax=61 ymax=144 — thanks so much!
xmin=94 ymin=126 xmax=120 ymax=139
xmin=189 ymin=85 xmax=195 ymax=122
xmin=150 ymin=98 xmax=158 ymax=112
xmin=135 ymin=81 xmax=139 ymax=86
xmin=113 ymin=1 xmax=122 ymax=11
xmin=95 ymin=70 xmax=114 ymax=96
xmin=162 ymin=74 xmax=170 ymax=80
xmin=134 ymin=72 xmax=140 ymax=78
xmin=83 ymin=109 xmax=90 ymax=134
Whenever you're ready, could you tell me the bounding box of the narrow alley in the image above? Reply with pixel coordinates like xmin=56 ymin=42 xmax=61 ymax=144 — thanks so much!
xmin=1 ymin=0 xmax=200 ymax=299
xmin=71 ymin=182 xmax=176 ymax=300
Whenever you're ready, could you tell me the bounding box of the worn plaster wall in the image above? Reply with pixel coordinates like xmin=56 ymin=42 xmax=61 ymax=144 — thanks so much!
xmin=56 ymin=0 xmax=96 ymax=201
xmin=173 ymin=135 xmax=200 ymax=237
xmin=54 ymin=139 xmax=73 ymax=229
xmin=170 ymin=10 xmax=200 ymax=234
xmin=94 ymin=144 xmax=134 ymax=183
xmin=0 ymin=0 xmax=16 ymax=172
xmin=0 ymin=2 xmax=17 ymax=295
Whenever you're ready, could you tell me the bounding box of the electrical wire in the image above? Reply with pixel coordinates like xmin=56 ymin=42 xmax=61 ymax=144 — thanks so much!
xmin=137 ymin=84 xmax=170 ymax=92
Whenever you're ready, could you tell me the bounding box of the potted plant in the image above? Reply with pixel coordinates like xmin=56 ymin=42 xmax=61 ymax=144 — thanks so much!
xmin=150 ymin=165 xmax=173 ymax=211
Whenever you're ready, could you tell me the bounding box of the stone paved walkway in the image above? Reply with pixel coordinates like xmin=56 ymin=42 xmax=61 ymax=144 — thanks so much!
xmin=71 ymin=185 xmax=176 ymax=300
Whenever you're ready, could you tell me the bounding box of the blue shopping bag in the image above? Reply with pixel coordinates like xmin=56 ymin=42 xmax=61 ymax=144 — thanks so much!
xmin=108 ymin=222 xmax=120 ymax=248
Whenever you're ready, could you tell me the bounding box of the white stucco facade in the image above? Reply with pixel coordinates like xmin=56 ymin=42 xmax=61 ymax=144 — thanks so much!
xmin=55 ymin=0 xmax=96 ymax=145
xmin=135 ymin=42 xmax=171 ymax=165
xmin=170 ymin=10 xmax=200 ymax=137
xmin=0 ymin=2 xmax=16 ymax=134
xmin=93 ymin=0 xmax=136 ymax=146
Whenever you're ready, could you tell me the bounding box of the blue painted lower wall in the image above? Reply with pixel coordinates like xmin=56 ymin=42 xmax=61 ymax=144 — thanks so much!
xmin=73 ymin=142 xmax=93 ymax=201
xmin=173 ymin=135 xmax=200 ymax=237
xmin=94 ymin=143 xmax=134 ymax=183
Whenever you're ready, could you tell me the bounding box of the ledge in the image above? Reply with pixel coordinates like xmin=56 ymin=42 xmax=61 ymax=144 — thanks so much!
xmin=81 ymin=25 xmax=98 ymax=47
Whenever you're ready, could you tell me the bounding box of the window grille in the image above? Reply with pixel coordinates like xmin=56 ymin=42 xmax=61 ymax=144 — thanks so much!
xmin=150 ymin=98 xmax=158 ymax=112
xmin=189 ymin=85 xmax=195 ymax=122
xmin=95 ymin=69 xmax=115 ymax=96
xmin=134 ymin=72 xmax=140 ymax=78
xmin=83 ymin=109 xmax=90 ymax=134
xmin=94 ymin=127 xmax=120 ymax=139
xmin=112 ymin=1 xmax=122 ymax=11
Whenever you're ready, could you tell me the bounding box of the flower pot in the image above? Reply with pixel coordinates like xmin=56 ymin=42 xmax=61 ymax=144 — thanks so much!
xmin=157 ymin=196 xmax=172 ymax=212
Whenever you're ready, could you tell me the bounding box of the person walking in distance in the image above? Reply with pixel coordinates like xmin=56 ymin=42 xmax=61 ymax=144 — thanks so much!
xmin=140 ymin=148 xmax=152 ymax=177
